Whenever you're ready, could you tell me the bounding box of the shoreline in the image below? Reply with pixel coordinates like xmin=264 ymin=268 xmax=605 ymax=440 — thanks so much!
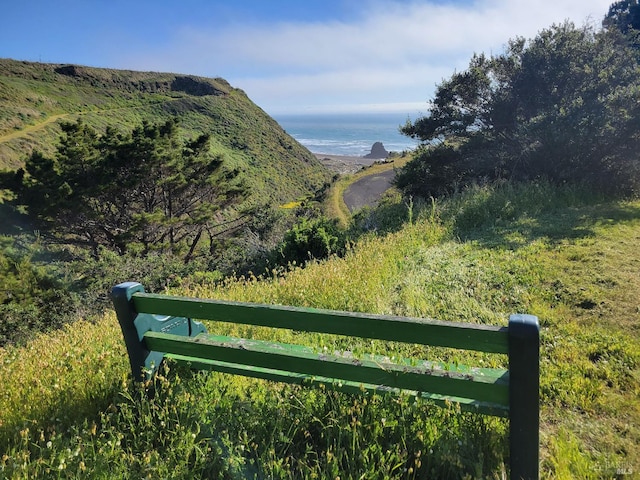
xmin=313 ymin=152 xmax=386 ymax=175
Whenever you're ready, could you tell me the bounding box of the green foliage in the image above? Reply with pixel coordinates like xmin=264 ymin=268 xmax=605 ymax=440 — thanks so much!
xmin=349 ymin=188 xmax=414 ymax=235
xmin=0 ymin=235 xmax=80 ymax=346
xmin=0 ymin=58 xmax=334 ymax=347
xmin=603 ymin=0 xmax=640 ymax=35
xmin=435 ymin=180 xmax=602 ymax=239
xmin=0 ymin=58 xmax=332 ymax=210
xmin=277 ymin=215 xmax=347 ymax=265
xmin=399 ymin=21 xmax=640 ymax=197
xmin=1 ymin=183 xmax=640 ymax=478
xmin=5 ymin=119 xmax=246 ymax=261
xmin=0 ymin=360 xmax=507 ymax=479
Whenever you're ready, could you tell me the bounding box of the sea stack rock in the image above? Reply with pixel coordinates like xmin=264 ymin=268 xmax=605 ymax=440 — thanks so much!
xmin=364 ymin=141 xmax=389 ymax=159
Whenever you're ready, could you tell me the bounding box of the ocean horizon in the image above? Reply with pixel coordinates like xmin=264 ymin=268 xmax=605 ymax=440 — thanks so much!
xmin=273 ymin=112 xmax=421 ymax=157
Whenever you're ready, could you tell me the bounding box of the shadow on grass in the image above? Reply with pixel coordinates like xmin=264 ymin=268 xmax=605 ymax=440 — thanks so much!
xmin=447 ymin=187 xmax=640 ymax=250
xmin=349 ymin=196 xmax=412 ymax=237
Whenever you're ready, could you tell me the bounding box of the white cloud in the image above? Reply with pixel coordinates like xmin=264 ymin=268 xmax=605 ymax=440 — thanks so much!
xmin=116 ymin=0 xmax=613 ymax=114
xmin=236 ymin=64 xmax=451 ymax=114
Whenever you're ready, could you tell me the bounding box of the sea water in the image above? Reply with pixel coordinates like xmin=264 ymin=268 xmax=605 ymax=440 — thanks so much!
xmin=273 ymin=112 xmax=421 ymax=156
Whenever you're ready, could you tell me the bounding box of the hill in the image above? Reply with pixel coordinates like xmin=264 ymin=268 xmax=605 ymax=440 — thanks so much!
xmin=1 ymin=182 xmax=638 ymax=478
xmin=0 ymin=58 xmax=334 ymax=347
xmin=0 ymin=58 xmax=331 ymax=204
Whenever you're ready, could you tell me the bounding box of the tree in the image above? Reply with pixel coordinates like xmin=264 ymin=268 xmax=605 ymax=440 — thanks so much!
xmin=398 ymin=21 xmax=640 ymax=197
xmin=603 ymin=0 xmax=640 ymax=34
xmin=7 ymin=120 xmax=246 ymax=261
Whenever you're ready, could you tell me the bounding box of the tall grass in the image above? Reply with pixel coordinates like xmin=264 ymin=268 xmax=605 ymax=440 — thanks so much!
xmin=1 ymin=181 xmax=639 ymax=478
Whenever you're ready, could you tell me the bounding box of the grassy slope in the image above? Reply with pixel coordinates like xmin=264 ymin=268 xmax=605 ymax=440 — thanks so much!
xmin=0 ymin=58 xmax=331 ymax=205
xmin=1 ymin=182 xmax=638 ymax=478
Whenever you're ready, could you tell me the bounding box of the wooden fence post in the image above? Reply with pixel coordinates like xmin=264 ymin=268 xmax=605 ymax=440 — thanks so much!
xmin=508 ymin=314 xmax=540 ymax=480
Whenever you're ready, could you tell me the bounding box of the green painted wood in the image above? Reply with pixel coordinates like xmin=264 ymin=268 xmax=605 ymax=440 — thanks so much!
xmin=165 ymin=353 xmax=509 ymax=417
xmin=112 ymin=283 xmax=149 ymax=381
xmin=190 ymin=333 xmax=508 ymax=382
xmin=133 ymin=293 xmax=509 ymax=354
xmin=113 ymin=282 xmax=539 ymax=478
xmin=144 ymin=331 xmax=509 ymax=405
xmin=508 ymin=314 xmax=540 ymax=479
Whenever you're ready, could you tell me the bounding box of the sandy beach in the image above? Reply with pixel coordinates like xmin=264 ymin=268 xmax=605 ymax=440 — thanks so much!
xmin=313 ymin=153 xmax=383 ymax=175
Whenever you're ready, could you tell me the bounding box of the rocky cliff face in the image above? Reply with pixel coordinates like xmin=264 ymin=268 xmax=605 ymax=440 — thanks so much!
xmin=364 ymin=141 xmax=389 ymax=159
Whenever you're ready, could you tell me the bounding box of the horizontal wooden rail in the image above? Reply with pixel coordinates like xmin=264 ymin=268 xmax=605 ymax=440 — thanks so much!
xmin=132 ymin=292 xmax=509 ymax=354
xmin=144 ymin=331 xmax=510 ymax=405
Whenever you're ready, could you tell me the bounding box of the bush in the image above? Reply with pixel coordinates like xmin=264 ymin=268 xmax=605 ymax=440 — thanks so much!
xmin=0 ymin=236 xmax=82 ymax=346
xmin=276 ymin=216 xmax=346 ymax=266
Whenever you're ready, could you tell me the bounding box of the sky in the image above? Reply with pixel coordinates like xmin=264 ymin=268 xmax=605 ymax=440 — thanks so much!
xmin=1 ymin=0 xmax=614 ymax=116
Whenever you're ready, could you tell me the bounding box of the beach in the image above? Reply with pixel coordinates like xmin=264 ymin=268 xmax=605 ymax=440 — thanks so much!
xmin=313 ymin=153 xmax=384 ymax=174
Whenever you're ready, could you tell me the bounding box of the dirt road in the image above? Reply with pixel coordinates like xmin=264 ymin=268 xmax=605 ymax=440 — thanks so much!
xmin=342 ymin=169 xmax=395 ymax=212
xmin=313 ymin=153 xmax=397 ymax=214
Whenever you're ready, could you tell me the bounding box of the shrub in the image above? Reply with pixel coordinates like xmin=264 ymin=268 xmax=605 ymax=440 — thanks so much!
xmin=276 ymin=216 xmax=346 ymax=266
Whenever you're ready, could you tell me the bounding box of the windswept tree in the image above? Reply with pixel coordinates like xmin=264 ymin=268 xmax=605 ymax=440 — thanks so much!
xmin=7 ymin=119 xmax=247 ymax=261
xmin=398 ymin=20 xmax=640 ymax=197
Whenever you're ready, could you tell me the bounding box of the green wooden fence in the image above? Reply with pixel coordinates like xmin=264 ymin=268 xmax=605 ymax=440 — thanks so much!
xmin=112 ymin=281 xmax=539 ymax=479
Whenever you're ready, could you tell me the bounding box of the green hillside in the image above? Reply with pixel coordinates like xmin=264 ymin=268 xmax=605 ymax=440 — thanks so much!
xmin=1 ymin=183 xmax=638 ymax=478
xmin=0 ymin=58 xmax=331 ymax=203
xmin=0 ymin=58 xmax=333 ymax=347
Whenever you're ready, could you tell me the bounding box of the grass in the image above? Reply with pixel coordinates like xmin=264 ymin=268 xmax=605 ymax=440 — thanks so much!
xmin=1 ymin=181 xmax=639 ymax=478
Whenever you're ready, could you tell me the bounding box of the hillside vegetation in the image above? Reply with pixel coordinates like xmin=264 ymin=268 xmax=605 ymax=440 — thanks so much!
xmin=0 ymin=58 xmax=333 ymax=345
xmin=0 ymin=58 xmax=331 ymax=202
xmin=399 ymin=21 xmax=640 ymax=198
xmin=1 ymin=183 xmax=638 ymax=478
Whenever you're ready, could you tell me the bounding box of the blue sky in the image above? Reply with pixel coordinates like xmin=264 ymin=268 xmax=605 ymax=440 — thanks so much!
xmin=2 ymin=0 xmax=613 ymax=116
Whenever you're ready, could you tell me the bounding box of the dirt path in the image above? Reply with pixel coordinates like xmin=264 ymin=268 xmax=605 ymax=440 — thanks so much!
xmin=0 ymin=98 xmax=186 ymax=145
xmin=0 ymin=113 xmax=70 ymax=144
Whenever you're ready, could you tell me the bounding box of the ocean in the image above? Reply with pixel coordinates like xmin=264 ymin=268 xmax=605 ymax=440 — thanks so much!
xmin=273 ymin=112 xmax=421 ymax=157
